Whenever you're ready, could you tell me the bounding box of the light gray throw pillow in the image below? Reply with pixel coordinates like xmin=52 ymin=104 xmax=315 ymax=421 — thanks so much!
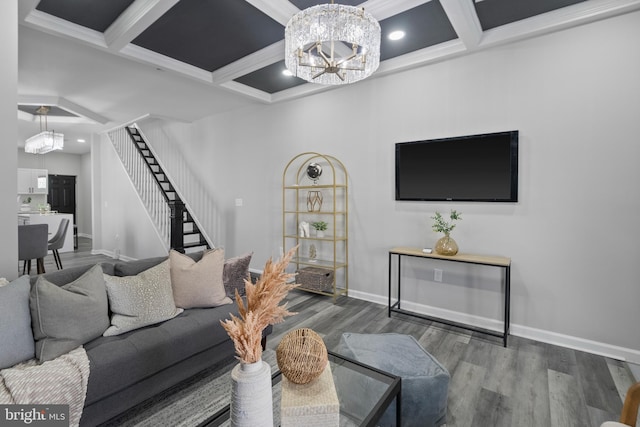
xmin=0 ymin=276 xmax=35 ymax=369
xmin=30 ymin=264 xmax=110 ymax=362
xmin=103 ymin=259 xmax=183 ymax=336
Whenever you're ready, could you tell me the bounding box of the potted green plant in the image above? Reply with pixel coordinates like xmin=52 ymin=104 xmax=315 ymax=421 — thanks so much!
xmin=20 ymin=197 xmax=32 ymax=212
xmin=431 ymin=210 xmax=462 ymax=256
xmin=311 ymin=221 xmax=328 ymax=238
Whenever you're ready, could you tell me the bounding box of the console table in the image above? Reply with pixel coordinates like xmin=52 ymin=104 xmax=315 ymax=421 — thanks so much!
xmin=388 ymin=247 xmax=511 ymax=347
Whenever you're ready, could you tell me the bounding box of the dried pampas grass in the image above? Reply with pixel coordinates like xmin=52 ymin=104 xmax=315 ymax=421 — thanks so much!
xmin=221 ymin=246 xmax=299 ymax=364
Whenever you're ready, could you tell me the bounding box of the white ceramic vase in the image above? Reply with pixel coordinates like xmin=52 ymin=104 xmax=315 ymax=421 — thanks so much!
xmin=230 ymin=359 xmax=273 ymax=427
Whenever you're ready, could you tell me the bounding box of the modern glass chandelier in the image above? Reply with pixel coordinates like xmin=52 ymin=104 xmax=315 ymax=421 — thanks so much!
xmin=284 ymin=1 xmax=381 ymax=85
xmin=25 ymin=106 xmax=64 ymax=154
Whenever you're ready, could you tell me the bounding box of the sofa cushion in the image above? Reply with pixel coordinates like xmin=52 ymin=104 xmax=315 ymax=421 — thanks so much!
xmin=169 ymin=249 xmax=232 ymax=309
xmin=30 ymin=264 xmax=110 ymax=361
xmin=0 ymin=276 xmax=35 ymax=368
xmin=29 ymin=262 xmax=115 ymax=287
xmin=84 ymin=306 xmax=238 ymax=405
xmin=113 ymin=256 xmax=167 ymax=277
xmin=223 ymin=252 xmax=253 ymax=298
xmin=103 ymin=260 xmax=183 ymax=336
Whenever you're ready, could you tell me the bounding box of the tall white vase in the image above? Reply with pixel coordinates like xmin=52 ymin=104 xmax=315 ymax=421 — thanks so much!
xmin=230 ymin=359 xmax=273 ymax=427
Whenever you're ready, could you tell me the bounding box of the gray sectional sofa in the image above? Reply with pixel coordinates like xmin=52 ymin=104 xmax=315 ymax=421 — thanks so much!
xmin=27 ymin=252 xmax=269 ymax=427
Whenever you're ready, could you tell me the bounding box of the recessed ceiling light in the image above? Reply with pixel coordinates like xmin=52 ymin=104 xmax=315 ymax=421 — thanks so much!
xmin=282 ymin=69 xmax=293 ymax=77
xmin=77 ymin=139 xmax=86 ymax=143
xmin=388 ymin=30 xmax=405 ymax=41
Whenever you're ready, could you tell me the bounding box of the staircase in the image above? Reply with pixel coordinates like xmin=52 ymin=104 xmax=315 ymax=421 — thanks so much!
xmin=108 ymin=125 xmax=211 ymax=253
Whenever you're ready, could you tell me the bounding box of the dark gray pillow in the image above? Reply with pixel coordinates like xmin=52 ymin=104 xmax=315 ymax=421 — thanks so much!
xmin=30 ymin=264 xmax=110 ymax=362
xmin=0 ymin=276 xmax=35 ymax=368
xmin=114 ymin=256 xmax=167 ymax=277
xmin=223 ymin=252 xmax=253 ymax=297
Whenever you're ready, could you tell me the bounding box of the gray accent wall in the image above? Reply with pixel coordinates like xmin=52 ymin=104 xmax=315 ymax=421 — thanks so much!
xmin=95 ymin=10 xmax=640 ymax=361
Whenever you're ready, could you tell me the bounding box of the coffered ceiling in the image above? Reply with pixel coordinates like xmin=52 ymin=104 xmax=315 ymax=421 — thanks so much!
xmin=19 ymin=0 xmax=640 ymax=104
xmin=16 ymin=0 xmax=640 ymax=154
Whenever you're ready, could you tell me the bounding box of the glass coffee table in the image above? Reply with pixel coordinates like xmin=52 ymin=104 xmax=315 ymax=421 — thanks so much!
xmin=200 ymin=350 xmax=401 ymax=427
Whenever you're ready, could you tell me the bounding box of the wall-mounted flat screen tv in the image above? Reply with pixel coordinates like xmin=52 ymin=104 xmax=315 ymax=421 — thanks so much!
xmin=395 ymin=130 xmax=519 ymax=202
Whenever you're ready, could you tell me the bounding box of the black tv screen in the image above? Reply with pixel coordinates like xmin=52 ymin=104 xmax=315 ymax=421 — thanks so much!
xmin=395 ymin=131 xmax=518 ymax=202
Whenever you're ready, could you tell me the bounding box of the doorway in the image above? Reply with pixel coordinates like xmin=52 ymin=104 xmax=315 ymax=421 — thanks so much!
xmin=48 ymin=175 xmax=76 ymax=225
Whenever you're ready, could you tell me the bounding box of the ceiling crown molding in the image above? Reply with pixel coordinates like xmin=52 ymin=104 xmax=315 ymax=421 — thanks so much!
xmin=18 ymin=95 xmax=110 ymax=124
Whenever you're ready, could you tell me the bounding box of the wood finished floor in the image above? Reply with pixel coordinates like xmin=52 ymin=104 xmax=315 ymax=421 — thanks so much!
xmin=38 ymin=240 xmax=638 ymax=427
xmin=22 ymin=236 xmax=114 ymax=276
xmin=268 ymin=291 xmax=637 ymax=427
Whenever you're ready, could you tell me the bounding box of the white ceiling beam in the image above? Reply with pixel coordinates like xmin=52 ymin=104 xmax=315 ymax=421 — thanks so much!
xmin=22 ymin=10 xmax=107 ymax=49
xmin=440 ymin=0 xmax=483 ymax=49
xmin=270 ymin=81 xmax=336 ymax=104
xmin=118 ymin=44 xmax=213 ymax=83
xmin=18 ymin=0 xmax=39 ymax=22
xmin=18 ymin=95 xmax=110 ymax=124
xmin=105 ymin=0 xmax=180 ymax=52
xmin=480 ymin=0 xmax=640 ymax=49
xmin=362 ymin=0 xmax=432 ymax=21
xmin=244 ymin=0 xmax=300 ymax=26
xmin=219 ymin=81 xmax=273 ymax=103
xmin=268 ymin=40 xmax=468 ymax=104
xmin=211 ymin=41 xmax=284 ymax=85
xmin=56 ymin=98 xmax=110 ymax=124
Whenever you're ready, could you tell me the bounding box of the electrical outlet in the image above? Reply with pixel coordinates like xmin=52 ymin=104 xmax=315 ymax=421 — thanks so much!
xmin=434 ymin=268 xmax=443 ymax=282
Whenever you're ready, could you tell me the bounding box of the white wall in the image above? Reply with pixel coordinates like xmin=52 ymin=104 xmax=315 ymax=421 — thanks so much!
xmin=0 ymin=1 xmax=18 ymax=280
xmin=94 ymin=134 xmax=167 ymax=260
xmin=79 ymin=152 xmax=92 ymax=236
xmin=97 ymin=11 xmax=640 ymax=361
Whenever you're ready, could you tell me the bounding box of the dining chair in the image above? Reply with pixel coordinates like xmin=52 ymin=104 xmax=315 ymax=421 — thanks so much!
xmin=48 ymin=218 xmax=70 ymax=270
xmin=18 ymin=224 xmax=48 ymax=275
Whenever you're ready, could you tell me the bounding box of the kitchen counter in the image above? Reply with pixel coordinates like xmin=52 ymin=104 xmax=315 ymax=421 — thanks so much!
xmin=18 ymin=213 xmax=74 ymax=253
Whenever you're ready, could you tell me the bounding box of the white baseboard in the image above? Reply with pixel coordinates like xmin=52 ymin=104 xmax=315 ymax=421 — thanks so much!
xmin=348 ymin=289 xmax=640 ymax=365
xmin=90 ymin=249 xmax=136 ymax=262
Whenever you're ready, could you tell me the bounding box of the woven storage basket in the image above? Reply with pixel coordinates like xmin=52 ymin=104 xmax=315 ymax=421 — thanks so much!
xmin=296 ymin=267 xmax=334 ymax=292
xmin=276 ymin=328 xmax=328 ymax=384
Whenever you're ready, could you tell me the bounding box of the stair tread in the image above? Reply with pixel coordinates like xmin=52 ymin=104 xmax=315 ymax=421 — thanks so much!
xmin=182 ymin=242 xmax=208 ymax=249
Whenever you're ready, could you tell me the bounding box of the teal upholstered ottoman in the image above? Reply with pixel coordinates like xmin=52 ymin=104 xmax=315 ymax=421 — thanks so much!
xmin=335 ymin=333 xmax=449 ymax=427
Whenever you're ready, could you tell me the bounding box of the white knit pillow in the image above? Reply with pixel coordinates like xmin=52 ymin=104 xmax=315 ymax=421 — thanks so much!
xmin=103 ymin=259 xmax=182 ymax=336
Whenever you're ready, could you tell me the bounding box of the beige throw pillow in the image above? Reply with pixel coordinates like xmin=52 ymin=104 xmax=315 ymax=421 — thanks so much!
xmin=103 ymin=259 xmax=183 ymax=336
xmin=169 ymin=249 xmax=232 ymax=309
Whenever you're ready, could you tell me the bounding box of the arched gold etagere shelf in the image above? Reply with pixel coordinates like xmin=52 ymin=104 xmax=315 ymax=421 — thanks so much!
xmin=282 ymin=152 xmax=348 ymax=302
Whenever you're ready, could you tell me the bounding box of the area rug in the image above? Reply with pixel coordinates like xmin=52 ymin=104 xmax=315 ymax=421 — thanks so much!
xmin=100 ymin=350 xmax=280 ymax=427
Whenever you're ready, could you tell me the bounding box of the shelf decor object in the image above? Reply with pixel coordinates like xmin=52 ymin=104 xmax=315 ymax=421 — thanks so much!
xmin=432 ymin=210 xmax=462 ymax=256
xmin=284 ymin=1 xmax=381 ymax=85
xmin=278 ymin=329 xmax=337 ymax=427
xmin=306 ymin=190 xmax=323 ymax=211
xmin=283 ymin=152 xmax=348 ymax=302
xmin=221 ymin=248 xmax=299 ymax=427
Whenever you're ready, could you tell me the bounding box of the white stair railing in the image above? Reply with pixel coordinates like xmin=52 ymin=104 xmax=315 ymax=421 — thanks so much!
xmin=107 ymin=126 xmax=171 ymax=248
xmin=135 ymin=118 xmax=216 ymax=249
